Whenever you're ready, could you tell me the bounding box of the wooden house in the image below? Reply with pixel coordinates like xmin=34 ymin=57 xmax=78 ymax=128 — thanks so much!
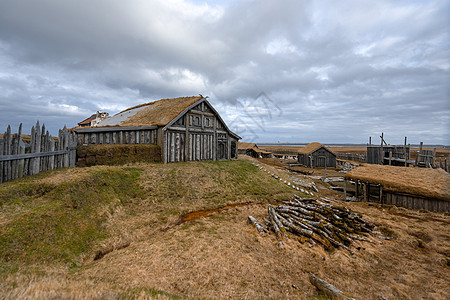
xmin=237 ymin=142 xmax=272 ymax=158
xmin=344 ymin=164 xmax=449 ymax=212
xmin=73 ymin=96 xmax=240 ymax=163
xmin=297 ymin=142 xmax=336 ymax=168
xmin=238 ymin=142 xmax=257 ymax=155
xmin=77 ymin=111 xmax=110 ymax=127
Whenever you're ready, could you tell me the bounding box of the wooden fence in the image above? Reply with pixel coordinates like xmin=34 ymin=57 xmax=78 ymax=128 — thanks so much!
xmin=336 ymin=153 xmax=366 ymax=163
xmin=0 ymin=121 xmax=77 ymax=183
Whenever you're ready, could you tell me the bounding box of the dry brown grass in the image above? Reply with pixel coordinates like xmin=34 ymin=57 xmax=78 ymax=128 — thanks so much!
xmin=345 ymin=164 xmax=450 ymax=200
xmin=79 ymin=201 xmax=449 ymax=299
xmin=121 ymin=96 xmax=201 ymax=127
xmin=297 ymin=142 xmax=330 ymax=154
xmin=237 ymin=142 xmax=257 ymax=150
xmin=1 ymin=157 xmax=449 ymax=299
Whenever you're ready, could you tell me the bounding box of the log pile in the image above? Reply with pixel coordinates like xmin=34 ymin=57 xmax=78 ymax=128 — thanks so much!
xmin=248 ymin=195 xmax=375 ymax=254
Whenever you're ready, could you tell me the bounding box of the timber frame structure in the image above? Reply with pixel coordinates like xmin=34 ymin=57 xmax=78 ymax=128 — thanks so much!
xmin=73 ymin=96 xmax=240 ymax=163
xmin=297 ymin=142 xmax=336 ymax=168
xmin=343 ymin=164 xmax=450 ymax=212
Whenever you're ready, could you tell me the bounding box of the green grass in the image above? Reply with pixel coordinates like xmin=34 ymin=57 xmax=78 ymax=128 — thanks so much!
xmin=0 ymin=158 xmax=292 ymax=276
xmin=0 ymin=167 xmax=145 ymax=266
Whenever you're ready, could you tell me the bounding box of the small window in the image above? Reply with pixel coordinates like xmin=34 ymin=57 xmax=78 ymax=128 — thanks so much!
xmin=205 ymin=118 xmax=211 ymax=127
xmin=193 ymin=116 xmax=200 ymax=126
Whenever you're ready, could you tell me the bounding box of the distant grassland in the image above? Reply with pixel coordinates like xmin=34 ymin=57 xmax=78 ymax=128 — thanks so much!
xmin=259 ymin=145 xmax=450 ymax=160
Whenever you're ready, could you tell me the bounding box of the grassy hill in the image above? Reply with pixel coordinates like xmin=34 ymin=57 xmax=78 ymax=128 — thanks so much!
xmin=0 ymin=158 xmax=448 ymax=299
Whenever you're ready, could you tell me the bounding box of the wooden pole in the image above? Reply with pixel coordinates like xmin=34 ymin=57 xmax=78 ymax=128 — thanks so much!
xmin=432 ymin=148 xmax=436 ymax=168
xmin=380 ymin=133 xmax=384 ymax=165
xmin=343 ymin=179 xmax=347 ymax=200
xmin=379 ymin=185 xmax=383 ymax=204
xmin=417 ymin=142 xmax=423 ymax=166
xmin=404 ymin=137 xmax=407 ymax=167
xmin=363 ymin=183 xmax=368 ymax=202
xmin=389 ymin=151 xmax=392 ymax=165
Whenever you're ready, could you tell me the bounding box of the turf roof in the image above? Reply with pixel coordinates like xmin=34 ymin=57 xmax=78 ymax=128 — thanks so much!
xmin=298 ymin=142 xmax=334 ymax=155
xmin=120 ymin=96 xmax=202 ymax=127
xmin=345 ymin=164 xmax=450 ymax=200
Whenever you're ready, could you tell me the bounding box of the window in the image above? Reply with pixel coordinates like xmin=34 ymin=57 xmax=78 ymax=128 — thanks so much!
xmin=205 ymin=118 xmax=211 ymax=127
xmin=193 ymin=116 xmax=200 ymax=126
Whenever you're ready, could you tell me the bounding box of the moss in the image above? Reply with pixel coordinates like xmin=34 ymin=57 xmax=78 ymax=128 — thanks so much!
xmin=77 ymin=144 xmax=161 ymax=166
xmin=0 ymin=167 xmax=146 ymax=265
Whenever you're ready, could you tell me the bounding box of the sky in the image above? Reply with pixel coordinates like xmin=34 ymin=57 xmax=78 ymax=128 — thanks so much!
xmin=0 ymin=0 xmax=449 ymax=145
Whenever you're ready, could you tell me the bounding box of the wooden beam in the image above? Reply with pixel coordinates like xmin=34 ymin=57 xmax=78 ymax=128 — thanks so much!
xmin=363 ymin=182 xmax=368 ymax=202
xmin=379 ymin=185 xmax=383 ymax=204
xmin=403 ymin=137 xmax=407 ymax=167
xmin=343 ymin=179 xmax=347 ymax=199
xmin=73 ymin=126 xmax=157 ymax=133
xmin=416 ymin=141 xmax=423 ymax=166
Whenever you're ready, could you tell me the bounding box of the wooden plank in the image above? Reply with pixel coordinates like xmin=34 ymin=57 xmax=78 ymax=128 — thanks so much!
xmin=63 ymin=126 xmax=69 ymax=167
xmin=196 ymin=134 xmax=200 ymax=161
xmin=171 ymin=132 xmax=175 ymax=162
xmin=213 ymin=118 xmax=217 ymax=161
xmin=34 ymin=122 xmax=42 ymax=175
xmin=343 ymin=180 xmax=347 ymax=199
xmin=5 ymin=125 xmax=12 ymax=181
xmin=0 ymin=150 xmax=73 ymax=162
xmin=175 ymin=132 xmax=180 ymax=162
xmin=139 ymin=131 xmax=144 ymax=144
xmin=363 ymin=182 xmax=368 ymax=202
xmin=379 ymin=185 xmax=383 ymax=204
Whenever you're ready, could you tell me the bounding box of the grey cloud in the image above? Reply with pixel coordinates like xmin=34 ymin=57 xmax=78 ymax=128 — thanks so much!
xmin=0 ymin=0 xmax=448 ymax=144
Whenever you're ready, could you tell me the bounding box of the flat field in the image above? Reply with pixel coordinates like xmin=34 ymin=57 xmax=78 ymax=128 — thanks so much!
xmin=0 ymin=158 xmax=448 ymax=299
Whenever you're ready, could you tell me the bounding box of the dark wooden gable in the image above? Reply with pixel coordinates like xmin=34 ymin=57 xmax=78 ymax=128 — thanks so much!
xmin=311 ymin=146 xmax=335 ymax=157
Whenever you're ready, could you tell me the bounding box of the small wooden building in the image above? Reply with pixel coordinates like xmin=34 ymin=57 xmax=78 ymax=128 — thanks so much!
xmin=297 ymin=142 xmax=336 ymax=168
xmin=237 ymin=142 xmax=272 ymax=158
xmin=73 ymin=96 xmax=240 ymax=163
xmin=344 ymin=164 xmax=450 ymax=212
xmin=238 ymin=142 xmax=257 ymax=155
xmin=366 ymin=145 xmax=412 ymax=166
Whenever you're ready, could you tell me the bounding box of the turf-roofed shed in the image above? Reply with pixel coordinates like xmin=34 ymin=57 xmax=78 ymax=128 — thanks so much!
xmin=344 ymin=164 xmax=450 ymax=212
xmin=73 ymin=96 xmax=240 ymax=163
xmin=237 ymin=142 xmax=272 ymax=158
xmin=297 ymin=142 xmax=336 ymax=168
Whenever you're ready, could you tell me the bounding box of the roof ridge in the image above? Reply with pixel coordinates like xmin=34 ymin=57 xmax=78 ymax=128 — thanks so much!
xmin=120 ymin=96 xmax=201 ymax=114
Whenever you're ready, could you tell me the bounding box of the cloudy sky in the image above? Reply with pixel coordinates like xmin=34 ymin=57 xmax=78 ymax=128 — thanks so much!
xmin=0 ymin=0 xmax=449 ymax=145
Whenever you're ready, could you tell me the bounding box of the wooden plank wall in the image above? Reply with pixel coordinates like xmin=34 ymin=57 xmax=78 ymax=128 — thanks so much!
xmin=165 ymin=131 xmax=219 ymax=163
xmin=0 ymin=122 xmax=77 ymax=183
xmin=384 ymin=192 xmax=449 ymax=212
xmin=345 ymin=179 xmax=449 ymax=212
xmin=336 ymin=153 xmax=366 ymax=163
xmin=77 ymin=129 xmax=157 ymax=145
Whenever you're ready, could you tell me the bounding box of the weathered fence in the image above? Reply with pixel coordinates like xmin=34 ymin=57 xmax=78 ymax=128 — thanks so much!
xmin=0 ymin=121 xmax=77 ymax=183
xmin=336 ymin=153 xmax=366 ymax=163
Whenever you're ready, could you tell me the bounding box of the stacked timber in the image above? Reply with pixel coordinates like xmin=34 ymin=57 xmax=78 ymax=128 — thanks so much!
xmin=248 ymin=195 xmax=375 ymax=253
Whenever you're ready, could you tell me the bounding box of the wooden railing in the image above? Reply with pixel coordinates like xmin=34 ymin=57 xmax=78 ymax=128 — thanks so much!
xmin=0 ymin=121 xmax=77 ymax=183
xmin=336 ymin=153 xmax=366 ymax=163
